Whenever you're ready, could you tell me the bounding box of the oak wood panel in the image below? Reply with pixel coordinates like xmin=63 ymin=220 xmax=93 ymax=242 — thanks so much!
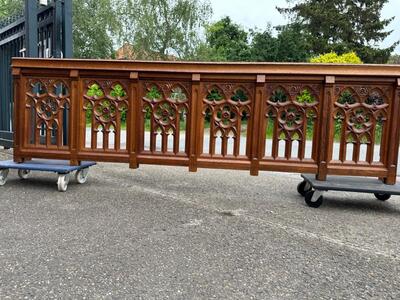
xmin=12 ymin=59 xmax=400 ymax=185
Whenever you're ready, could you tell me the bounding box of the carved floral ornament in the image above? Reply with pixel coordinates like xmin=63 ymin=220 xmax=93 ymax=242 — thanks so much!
xmin=84 ymin=81 xmax=128 ymax=128
xmin=335 ymin=86 xmax=390 ymax=108
xmin=143 ymin=82 xmax=190 ymax=103
xmin=266 ymin=85 xmax=319 ymax=138
xmin=26 ymin=79 xmax=70 ymax=123
xmin=202 ymin=84 xmax=252 ymax=131
xmin=142 ymin=83 xmax=190 ymax=128
xmin=203 ymin=84 xmax=253 ymax=105
xmin=268 ymin=85 xmax=320 ymax=106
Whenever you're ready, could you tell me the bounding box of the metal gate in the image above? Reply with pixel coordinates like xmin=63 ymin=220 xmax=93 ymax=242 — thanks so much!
xmin=0 ymin=0 xmax=72 ymax=148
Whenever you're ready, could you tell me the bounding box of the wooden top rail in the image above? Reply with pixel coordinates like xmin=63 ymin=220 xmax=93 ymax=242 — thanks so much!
xmin=12 ymin=58 xmax=400 ymax=77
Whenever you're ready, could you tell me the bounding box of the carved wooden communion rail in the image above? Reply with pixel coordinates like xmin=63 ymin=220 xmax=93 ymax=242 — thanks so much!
xmin=11 ymin=58 xmax=400 ymax=184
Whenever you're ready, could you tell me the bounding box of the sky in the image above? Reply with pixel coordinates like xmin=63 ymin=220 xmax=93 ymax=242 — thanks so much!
xmin=209 ymin=0 xmax=400 ymax=54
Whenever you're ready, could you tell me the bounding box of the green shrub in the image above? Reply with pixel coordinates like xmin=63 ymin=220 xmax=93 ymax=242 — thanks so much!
xmin=296 ymin=89 xmax=315 ymax=104
xmin=310 ymin=51 xmax=362 ymax=64
xmin=146 ymin=86 xmax=161 ymax=100
xmin=87 ymin=83 xmax=104 ymax=97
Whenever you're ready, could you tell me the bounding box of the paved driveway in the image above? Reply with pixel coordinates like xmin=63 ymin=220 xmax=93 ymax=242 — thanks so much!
xmin=1 ymin=149 xmax=400 ymax=299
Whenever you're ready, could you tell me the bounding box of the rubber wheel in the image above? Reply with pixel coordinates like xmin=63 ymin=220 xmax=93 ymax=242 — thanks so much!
xmin=57 ymin=174 xmax=70 ymax=192
xmin=374 ymin=193 xmax=391 ymax=201
xmin=305 ymin=190 xmax=324 ymax=208
xmin=297 ymin=180 xmax=312 ymax=197
xmin=18 ymin=169 xmax=30 ymax=180
xmin=0 ymin=169 xmax=9 ymax=186
xmin=75 ymin=168 xmax=89 ymax=184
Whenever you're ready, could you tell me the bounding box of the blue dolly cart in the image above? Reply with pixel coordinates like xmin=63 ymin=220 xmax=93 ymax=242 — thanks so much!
xmin=0 ymin=160 xmax=96 ymax=192
xmin=298 ymin=174 xmax=400 ymax=208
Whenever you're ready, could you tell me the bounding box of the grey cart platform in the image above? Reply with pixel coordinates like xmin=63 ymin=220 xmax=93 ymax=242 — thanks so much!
xmin=298 ymin=174 xmax=400 ymax=208
xmin=0 ymin=160 xmax=96 ymax=192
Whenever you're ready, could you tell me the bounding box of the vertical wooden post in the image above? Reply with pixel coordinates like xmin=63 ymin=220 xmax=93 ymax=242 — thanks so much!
xmin=250 ymin=75 xmax=265 ymax=176
xmin=316 ymin=76 xmax=335 ymax=181
xmin=12 ymin=68 xmax=23 ymax=163
xmin=384 ymin=78 xmax=400 ymax=185
xmin=129 ymin=72 xmax=139 ymax=169
xmin=189 ymin=74 xmax=201 ymax=172
xmin=69 ymin=70 xmax=79 ymax=166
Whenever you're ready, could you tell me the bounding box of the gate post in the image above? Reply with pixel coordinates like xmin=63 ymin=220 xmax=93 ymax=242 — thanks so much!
xmin=384 ymin=78 xmax=400 ymax=185
xmin=316 ymin=76 xmax=335 ymax=181
xmin=62 ymin=0 xmax=73 ymax=58
xmin=25 ymin=0 xmax=38 ymax=57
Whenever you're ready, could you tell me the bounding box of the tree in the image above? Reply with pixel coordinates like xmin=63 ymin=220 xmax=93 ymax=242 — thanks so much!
xmin=0 ymin=0 xmax=119 ymax=59
xmin=388 ymin=54 xmax=400 ymax=64
xmin=117 ymin=0 xmax=212 ymax=60
xmin=250 ymin=24 xmax=310 ymax=62
xmin=203 ymin=17 xmax=251 ymax=61
xmin=278 ymin=0 xmax=398 ymax=63
xmin=0 ymin=0 xmax=23 ymax=21
xmin=249 ymin=26 xmax=279 ymax=62
xmin=73 ymin=0 xmax=120 ymax=58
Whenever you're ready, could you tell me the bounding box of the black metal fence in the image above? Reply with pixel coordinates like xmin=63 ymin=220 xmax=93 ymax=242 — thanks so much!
xmin=0 ymin=0 xmax=72 ymax=148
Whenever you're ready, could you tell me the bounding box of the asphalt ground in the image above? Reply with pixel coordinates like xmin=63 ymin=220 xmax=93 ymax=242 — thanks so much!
xmin=0 ymin=148 xmax=400 ymax=299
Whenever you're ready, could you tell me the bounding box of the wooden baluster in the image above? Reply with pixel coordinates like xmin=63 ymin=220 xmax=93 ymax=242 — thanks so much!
xmin=366 ymin=126 xmax=375 ymax=164
xmin=57 ymin=102 xmax=63 ymax=148
xmin=174 ymin=112 xmax=180 ymax=154
xmin=115 ymin=104 xmax=121 ymax=151
xmin=103 ymin=127 xmax=109 ymax=150
xmin=285 ymin=139 xmax=292 ymax=160
xmin=162 ymin=131 xmax=168 ymax=153
xmin=209 ymin=111 xmax=216 ymax=156
xmin=221 ymin=134 xmax=228 ymax=156
xmin=353 ymin=141 xmax=360 ymax=163
xmin=271 ymin=125 xmax=279 ymax=159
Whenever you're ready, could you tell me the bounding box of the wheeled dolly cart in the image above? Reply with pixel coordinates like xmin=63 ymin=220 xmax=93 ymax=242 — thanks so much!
xmin=298 ymin=174 xmax=400 ymax=208
xmin=0 ymin=160 xmax=96 ymax=192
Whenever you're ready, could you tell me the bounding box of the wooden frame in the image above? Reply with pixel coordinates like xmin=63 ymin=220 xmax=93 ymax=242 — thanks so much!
xmin=12 ymin=58 xmax=400 ymax=184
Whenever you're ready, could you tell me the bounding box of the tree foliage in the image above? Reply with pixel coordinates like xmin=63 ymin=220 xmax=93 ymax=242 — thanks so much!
xmin=73 ymin=0 xmax=120 ymax=58
xmin=203 ymin=17 xmax=251 ymax=61
xmin=251 ymin=24 xmax=310 ymax=62
xmin=0 ymin=0 xmax=23 ymax=21
xmin=117 ymin=0 xmax=212 ymax=60
xmin=278 ymin=0 xmax=398 ymax=63
xmin=388 ymin=54 xmax=400 ymax=64
xmin=201 ymin=18 xmax=310 ymax=62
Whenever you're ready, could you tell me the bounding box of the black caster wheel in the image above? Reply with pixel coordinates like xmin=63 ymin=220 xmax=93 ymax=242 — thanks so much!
xmin=374 ymin=193 xmax=391 ymax=201
xmin=18 ymin=169 xmax=30 ymax=180
xmin=305 ymin=190 xmax=324 ymax=208
xmin=297 ymin=180 xmax=312 ymax=197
